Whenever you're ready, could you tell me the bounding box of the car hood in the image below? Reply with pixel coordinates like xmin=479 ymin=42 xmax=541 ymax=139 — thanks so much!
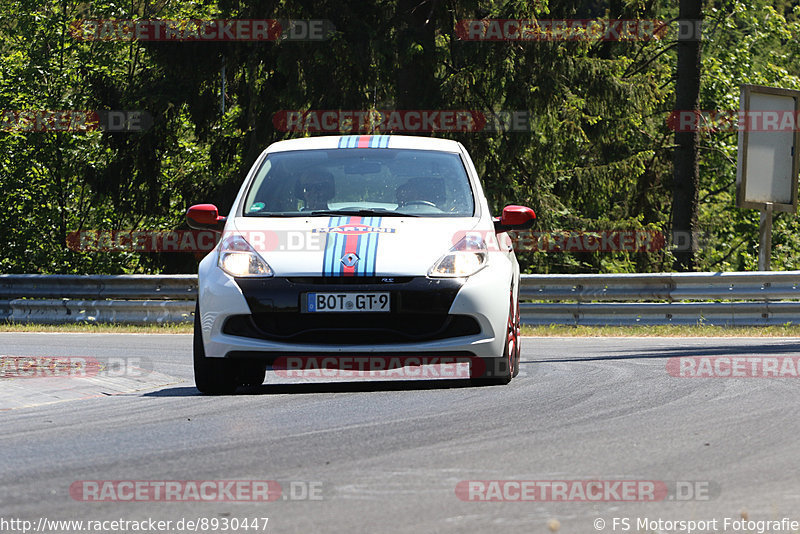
xmin=229 ymin=215 xmax=484 ymax=277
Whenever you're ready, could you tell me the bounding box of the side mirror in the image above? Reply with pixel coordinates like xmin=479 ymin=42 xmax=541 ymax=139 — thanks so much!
xmin=494 ymin=205 xmax=536 ymax=233
xmin=186 ymin=204 xmax=227 ymax=232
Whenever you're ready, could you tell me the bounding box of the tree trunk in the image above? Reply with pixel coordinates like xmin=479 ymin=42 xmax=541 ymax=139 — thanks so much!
xmin=671 ymin=0 xmax=702 ymax=271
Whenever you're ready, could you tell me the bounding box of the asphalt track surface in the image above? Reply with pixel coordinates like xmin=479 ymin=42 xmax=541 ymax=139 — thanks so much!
xmin=2 ymin=333 xmax=800 ymax=534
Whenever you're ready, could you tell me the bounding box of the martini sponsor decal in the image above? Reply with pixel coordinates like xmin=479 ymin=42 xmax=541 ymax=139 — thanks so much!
xmin=313 ymin=224 xmax=395 ymax=235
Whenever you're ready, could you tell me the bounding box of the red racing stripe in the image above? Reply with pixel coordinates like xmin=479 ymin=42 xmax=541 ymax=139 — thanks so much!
xmin=342 ymin=216 xmax=362 ymax=276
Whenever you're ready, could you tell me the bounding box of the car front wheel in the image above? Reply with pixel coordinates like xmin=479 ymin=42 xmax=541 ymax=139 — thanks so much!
xmin=193 ymin=302 xmax=240 ymax=395
xmin=470 ymin=291 xmax=517 ymax=386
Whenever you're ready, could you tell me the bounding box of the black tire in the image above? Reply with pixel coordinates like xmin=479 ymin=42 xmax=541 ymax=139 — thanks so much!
xmin=193 ymin=302 xmax=239 ymax=395
xmin=471 ymin=293 xmax=516 ymax=386
xmin=511 ymin=347 xmax=521 ymax=378
xmin=471 ymin=348 xmax=512 ymax=386
xmin=238 ymin=360 xmax=267 ymax=387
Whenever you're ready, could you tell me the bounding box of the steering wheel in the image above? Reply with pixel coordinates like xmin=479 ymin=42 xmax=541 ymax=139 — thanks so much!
xmin=402 ymin=200 xmax=437 ymax=207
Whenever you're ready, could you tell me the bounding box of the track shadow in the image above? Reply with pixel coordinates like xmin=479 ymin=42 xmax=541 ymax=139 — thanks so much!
xmin=144 ymin=378 xmax=479 ymax=396
xmin=143 ymin=386 xmax=203 ymax=397
xmin=523 ymin=341 xmax=800 ymax=363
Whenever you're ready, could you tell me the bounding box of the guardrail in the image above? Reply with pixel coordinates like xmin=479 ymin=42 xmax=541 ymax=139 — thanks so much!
xmin=0 ymin=275 xmax=196 ymax=325
xmin=520 ymin=271 xmax=800 ymax=326
xmin=2 ymin=272 xmax=799 ymax=326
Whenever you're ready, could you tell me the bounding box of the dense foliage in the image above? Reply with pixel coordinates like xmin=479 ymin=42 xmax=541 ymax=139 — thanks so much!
xmin=1 ymin=0 xmax=798 ymax=274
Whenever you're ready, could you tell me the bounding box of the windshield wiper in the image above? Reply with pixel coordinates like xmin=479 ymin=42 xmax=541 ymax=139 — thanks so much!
xmin=307 ymin=209 xmax=419 ymax=217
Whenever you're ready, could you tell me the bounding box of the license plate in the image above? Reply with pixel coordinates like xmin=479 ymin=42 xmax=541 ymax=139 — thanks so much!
xmin=306 ymin=292 xmax=390 ymax=312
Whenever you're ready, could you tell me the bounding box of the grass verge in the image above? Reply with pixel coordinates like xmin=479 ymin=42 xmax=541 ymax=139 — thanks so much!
xmin=2 ymin=322 xmax=800 ymax=337
xmin=522 ymin=324 xmax=800 ymax=337
xmin=0 ymin=322 xmax=193 ymax=333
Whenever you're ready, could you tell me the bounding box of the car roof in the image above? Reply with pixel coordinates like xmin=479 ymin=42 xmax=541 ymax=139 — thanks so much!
xmin=264 ymin=135 xmax=463 ymax=154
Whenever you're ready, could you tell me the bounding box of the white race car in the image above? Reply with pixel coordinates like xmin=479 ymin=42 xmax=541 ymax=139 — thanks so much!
xmin=187 ymin=134 xmax=535 ymax=394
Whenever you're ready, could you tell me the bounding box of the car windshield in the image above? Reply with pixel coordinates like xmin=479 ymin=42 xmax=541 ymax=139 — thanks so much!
xmin=242 ymin=148 xmax=475 ymax=217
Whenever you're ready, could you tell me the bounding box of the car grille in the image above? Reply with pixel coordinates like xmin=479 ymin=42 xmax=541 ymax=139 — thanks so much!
xmin=223 ymin=313 xmax=481 ymax=345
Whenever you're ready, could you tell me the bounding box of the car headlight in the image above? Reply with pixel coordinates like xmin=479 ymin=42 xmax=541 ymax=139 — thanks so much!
xmin=428 ymin=234 xmax=488 ymax=278
xmin=218 ymin=234 xmax=273 ymax=277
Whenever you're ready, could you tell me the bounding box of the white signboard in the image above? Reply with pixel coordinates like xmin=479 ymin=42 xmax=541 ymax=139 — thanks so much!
xmin=736 ymin=85 xmax=800 ymax=212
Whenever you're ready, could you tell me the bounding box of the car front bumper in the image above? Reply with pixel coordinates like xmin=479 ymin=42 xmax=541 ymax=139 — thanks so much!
xmin=197 ymin=253 xmax=513 ymax=360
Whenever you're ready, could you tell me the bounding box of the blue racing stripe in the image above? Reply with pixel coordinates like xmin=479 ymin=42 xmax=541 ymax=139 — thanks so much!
xmin=367 ymin=216 xmax=379 ymax=275
xmin=322 ymin=216 xmax=341 ymax=276
xmin=356 ymin=217 xmax=374 ymax=275
xmin=364 ymin=216 xmax=381 ymax=275
xmin=333 ymin=218 xmax=348 ymax=275
xmin=354 ymin=217 xmax=366 ymax=276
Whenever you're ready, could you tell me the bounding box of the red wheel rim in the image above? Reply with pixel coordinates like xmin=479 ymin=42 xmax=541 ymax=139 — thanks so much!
xmin=506 ymin=291 xmax=518 ymax=371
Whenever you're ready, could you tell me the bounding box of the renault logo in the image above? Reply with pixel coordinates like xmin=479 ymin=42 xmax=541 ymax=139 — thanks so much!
xmin=341 ymin=253 xmax=359 ymax=267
